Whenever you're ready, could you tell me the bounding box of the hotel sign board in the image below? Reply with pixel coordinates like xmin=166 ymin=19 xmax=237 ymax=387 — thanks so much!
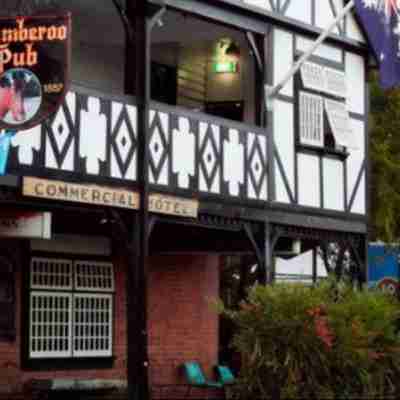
xmin=0 ymin=210 xmax=51 ymax=239
xmin=23 ymin=177 xmax=140 ymax=210
xmin=23 ymin=177 xmax=198 ymax=218
xmin=0 ymin=14 xmax=71 ymax=130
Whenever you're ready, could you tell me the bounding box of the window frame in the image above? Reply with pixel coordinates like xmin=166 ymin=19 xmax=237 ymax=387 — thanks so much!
xmin=294 ymin=56 xmax=351 ymax=159
xmin=24 ymin=252 xmax=115 ymax=369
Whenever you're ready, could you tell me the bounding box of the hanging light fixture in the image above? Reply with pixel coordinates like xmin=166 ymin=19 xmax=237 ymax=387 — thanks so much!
xmin=213 ymin=38 xmax=240 ymax=73
xmin=225 ymin=41 xmax=241 ymax=58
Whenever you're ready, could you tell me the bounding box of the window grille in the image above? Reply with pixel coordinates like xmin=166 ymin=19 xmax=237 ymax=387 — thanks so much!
xmin=324 ymin=68 xmax=346 ymax=98
xmin=75 ymin=261 xmax=114 ymax=292
xmin=299 ymin=91 xmax=324 ymax=147
xmin=324 ymin=99 xmax=353 ymax=148
xmin=29 ymin=257 xmax=114 ymax=359
xmin=29 ymin=292 xmax=72 ymax=359
xmin=300 ymin=62 xmax=325 ymax=93
xmin=30 ymin=257 xmax=72 ymax=290
xmin=73 ymin=294 xmax=113 ymax=357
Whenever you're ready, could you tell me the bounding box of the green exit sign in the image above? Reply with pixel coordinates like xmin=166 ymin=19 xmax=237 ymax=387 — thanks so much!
xmin=213 ymin=61 xmax=238 ymax=73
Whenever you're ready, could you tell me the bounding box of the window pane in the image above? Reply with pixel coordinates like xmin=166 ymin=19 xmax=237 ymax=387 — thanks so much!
xmin=73 ymin=293 xmax=113 ymax=358
xmin=74 ymin=261 xmax=114 ymax=292
xmin=31 ymin=258 xmax=73 ymax=290
xmin=30 ymin=292 xmax=72 ymax=359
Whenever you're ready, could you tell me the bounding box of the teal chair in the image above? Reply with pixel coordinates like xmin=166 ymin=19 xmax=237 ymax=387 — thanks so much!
xmin=182 ymin=361 xmax=223 ymax=399
xmin=215 ymin=365 xmax=236 ymax=399
xmin=215 ymin=365 xmax=235 ymax=385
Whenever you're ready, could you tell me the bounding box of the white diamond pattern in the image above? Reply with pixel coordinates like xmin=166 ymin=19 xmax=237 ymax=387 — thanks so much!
xmin=150 ymin=127 xmax=165 ymax=169
xmin=203 ymin=140 xmax=217 ymax=177
xmin=115 ymin=120 xmax=132 ymax=164
xmin=52 ymin=107 xmax=71 ymax=153
xmin=251 ymin=146 xmax=264 ymax=184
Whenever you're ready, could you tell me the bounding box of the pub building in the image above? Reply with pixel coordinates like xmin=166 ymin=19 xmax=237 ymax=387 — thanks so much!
xmin=0 ymin=0 xmax=370 ymax=399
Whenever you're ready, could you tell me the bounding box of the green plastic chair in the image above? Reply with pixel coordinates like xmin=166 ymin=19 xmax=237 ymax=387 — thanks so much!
xmin=182 ymin=361 xmax=223 ymax=398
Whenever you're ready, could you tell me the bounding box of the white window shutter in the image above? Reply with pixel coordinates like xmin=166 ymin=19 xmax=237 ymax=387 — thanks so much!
xmin=300 ymin=62 xmax=325 ymax=92
xmin=299 ymin=92 xmax=324 ymax=147
xmin=324 ymin=99 xmax=357 ymax=149
xmin=324 ymin=68 xmax=347 ymax=99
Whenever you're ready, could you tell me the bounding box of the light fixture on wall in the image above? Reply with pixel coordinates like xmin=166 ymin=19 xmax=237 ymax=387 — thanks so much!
xmin=225 ymin=41 xmax=241 ymax=58
xmin=213 ymin=38 xmax=240 ymax=73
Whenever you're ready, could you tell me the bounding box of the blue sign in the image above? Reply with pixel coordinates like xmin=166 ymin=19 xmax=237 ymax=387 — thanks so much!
xmin=368 ymin=243 xmax=399 ymax=295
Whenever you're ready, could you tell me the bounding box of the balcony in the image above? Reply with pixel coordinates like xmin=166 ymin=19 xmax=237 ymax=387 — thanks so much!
xmin=7 ymin=84 xmax=269 ymax=208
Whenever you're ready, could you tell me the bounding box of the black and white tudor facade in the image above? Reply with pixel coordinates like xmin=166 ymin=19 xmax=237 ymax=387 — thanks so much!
xmin=4 ymin=0 xmax=369 ymax=280
xmin=0 ymin=0 xmax=374 ymax=397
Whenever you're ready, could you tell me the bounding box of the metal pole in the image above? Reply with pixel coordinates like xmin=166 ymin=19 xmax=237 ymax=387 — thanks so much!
xmin=265 ymin=0 xmax=355 ymax=103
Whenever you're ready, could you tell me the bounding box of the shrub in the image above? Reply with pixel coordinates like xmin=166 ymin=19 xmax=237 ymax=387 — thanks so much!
xmin=219 ymin=280 xmax=400 ymax=399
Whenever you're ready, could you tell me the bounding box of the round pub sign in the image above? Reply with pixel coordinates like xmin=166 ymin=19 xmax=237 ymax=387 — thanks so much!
xmin=0 ymin=14 xmax=70 ymax=130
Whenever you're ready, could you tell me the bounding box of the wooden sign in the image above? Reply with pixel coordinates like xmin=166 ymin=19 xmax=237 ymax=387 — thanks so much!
xmin=149 ymin=193 xmax=198 ymax=218
xmin=0 ymin=14 xmax=71 ymax=130
xmin=23 ymin=177 xmax=198 ymax=218
xmin=23 ymin=177 xmax=140 ymax=210
xmin=0 ymin=210 xmax=51 ymax=239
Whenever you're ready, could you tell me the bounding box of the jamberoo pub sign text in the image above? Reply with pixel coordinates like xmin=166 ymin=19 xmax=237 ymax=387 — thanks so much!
xmin=23 ymin=177 xmax=199 ymax=219
xmin=0 ymin=14 xmax=71 ymax=130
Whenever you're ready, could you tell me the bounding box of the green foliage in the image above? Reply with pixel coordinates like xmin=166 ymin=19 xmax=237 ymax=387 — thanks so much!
xmin=220 ymin=280 xmax=400 ymax=399
xmin=370 ymin=74 xmax=400 ymax=243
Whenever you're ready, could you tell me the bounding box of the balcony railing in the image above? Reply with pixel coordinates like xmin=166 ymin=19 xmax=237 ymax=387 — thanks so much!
xmin=7 ymin=85 xmax=268 ymax=205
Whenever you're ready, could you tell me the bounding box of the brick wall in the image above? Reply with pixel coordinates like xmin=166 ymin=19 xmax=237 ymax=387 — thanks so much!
xmin=148 ymin=254 xmax=220 ymax=385
xmin=0 ymin=245 xmax=220 ymax=396
xmin=0 ymin=243 xmax=127 ymax=394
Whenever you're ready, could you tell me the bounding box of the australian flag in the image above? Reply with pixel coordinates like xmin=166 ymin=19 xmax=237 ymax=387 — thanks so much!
xmin=354 ymin=0 xmax=400 ymax=88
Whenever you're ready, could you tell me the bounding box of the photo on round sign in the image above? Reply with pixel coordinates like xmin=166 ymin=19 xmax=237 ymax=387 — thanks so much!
xmin=0 ymin=68 xmax=42 ymax=126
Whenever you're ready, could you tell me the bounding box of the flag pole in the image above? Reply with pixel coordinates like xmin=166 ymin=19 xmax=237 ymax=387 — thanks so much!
xmin=265 ymin=0 xmax=355 ymax=105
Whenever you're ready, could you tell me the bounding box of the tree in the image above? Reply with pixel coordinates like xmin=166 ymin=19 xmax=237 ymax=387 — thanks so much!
xmin=369 ymin=73 xmax=400 ymax=244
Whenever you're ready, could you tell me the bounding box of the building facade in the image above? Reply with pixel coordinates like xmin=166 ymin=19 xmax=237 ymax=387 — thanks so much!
xmin=0 ymin=0 xmax=370 ymax=399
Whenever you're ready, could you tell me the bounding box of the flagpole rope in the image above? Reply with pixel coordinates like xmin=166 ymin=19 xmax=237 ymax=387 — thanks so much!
xmin=265 ymin=0 xmax=355 ymax=102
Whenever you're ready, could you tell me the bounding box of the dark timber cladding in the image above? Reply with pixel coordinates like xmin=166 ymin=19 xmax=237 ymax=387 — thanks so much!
xmin=125 ymin=1 xmax=150 ymax=400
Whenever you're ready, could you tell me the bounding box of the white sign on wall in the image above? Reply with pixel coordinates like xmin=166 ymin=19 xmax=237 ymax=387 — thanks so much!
xmin=0 ymin=211 xmax=51 ymax=239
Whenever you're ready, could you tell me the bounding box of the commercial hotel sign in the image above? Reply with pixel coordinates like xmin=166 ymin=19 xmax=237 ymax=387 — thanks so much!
xmin=23 ymin=177 xmax=140 ymax=210
xmin=23 ymin=177 xmax=198 ymax=218
xmin=0 ymin=14 xmax=71 ymax=130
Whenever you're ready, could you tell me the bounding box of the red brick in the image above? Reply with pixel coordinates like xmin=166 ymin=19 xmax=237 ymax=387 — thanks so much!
xmin=0 ymin=250 xmax=220 ymax=398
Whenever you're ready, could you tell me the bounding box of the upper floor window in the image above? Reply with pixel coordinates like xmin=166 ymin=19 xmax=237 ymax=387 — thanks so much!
xmin=29 ymin=257 xmax=114 ymax=359
xmin=151 ymin=10 xmax=262 ymax=126
xmin=296 ymin=60 xmax=355 ymax=154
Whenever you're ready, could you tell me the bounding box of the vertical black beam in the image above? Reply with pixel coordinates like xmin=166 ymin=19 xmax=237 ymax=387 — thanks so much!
xmin=264 ymin=222 xmax=272 ymax=284
xmin=125 ymin=2 xmax=150 ymax=400
xmin=312 ymin=248 xmax=317 ymax=284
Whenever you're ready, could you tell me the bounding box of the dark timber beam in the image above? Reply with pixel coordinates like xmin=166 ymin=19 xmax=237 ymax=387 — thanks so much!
xmin=124 ymin=1 xmax=150 ymax=400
